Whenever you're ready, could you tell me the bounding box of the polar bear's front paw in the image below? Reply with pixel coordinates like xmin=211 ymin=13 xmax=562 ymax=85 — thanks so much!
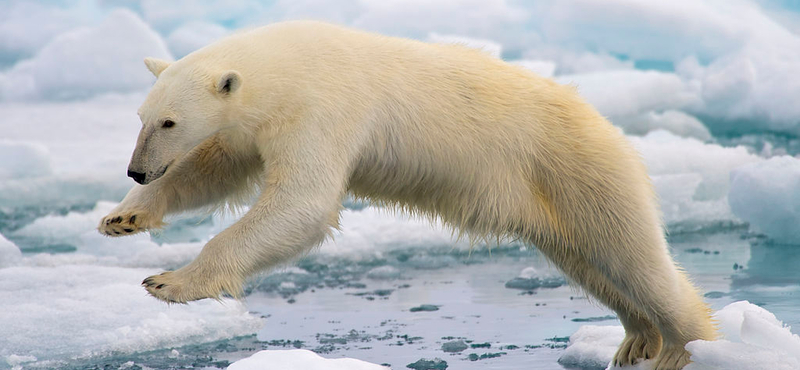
xmin=98 ymin=210 xmax=160 ymax=237
xmin=142 ymin=271 xmax=219 ymax=304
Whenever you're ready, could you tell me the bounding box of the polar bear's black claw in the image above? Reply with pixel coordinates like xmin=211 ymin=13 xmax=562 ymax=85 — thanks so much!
xmin=129 ymin=215 xmax=136 ymax=223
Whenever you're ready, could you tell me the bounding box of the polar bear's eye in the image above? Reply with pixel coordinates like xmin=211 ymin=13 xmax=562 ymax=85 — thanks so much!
xmin=162 ymin=120 xmax=175 ymax=128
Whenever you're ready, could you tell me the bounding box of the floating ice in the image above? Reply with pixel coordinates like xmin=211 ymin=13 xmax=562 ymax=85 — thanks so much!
xmin=558 ymin=325 xmax=625 ymax=369
xmin=558 ymin=301 xmax=800 ymax=370
xmin=227 ymin=349 xmax=387 ymax=370
xmin=729 ymin=156 xmax=800 ymax=245
xmin=0 ymin=9 xmax=171 ymax=101
xmin=0 ymin=263 xmax=262 ymax=366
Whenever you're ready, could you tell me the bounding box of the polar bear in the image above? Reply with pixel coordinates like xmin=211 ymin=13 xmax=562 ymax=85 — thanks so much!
xmin=98 ymin=21 xmax=715 ymax=369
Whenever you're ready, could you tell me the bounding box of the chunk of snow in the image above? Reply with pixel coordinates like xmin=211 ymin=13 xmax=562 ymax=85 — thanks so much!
xmin=523 ymin=48 xmax=634 ymax=74
xmin=729 ymin=156 xmax=800 ymax=244
xmin=558 ymin=301 xmax=800 ymax=370
xmin=0 ymin=264 xmax=262 ymax=364
xmin=0 ymin=9 xmax=171 ymax=101
xmin=630 ymin=130 xmax=762 ymax=230
xmin=0 ymin=2 xmax=90 ymax=67
xmin=557 ymin=70 xmax=699 ymax=120
xmin=227 ymin=349 xmax=388 ymax=370
xmin=0 ymin=233 xmax=21 ymax=268
xmin=320 ymin=207 xmax=467 ymax=256
xmin=0 ymin=140 xmax=51 ymax=180
xmin=558 ymin=325 xmax=625 ymax=369
xmin=616 ymin=110 xmax=712 ymax=141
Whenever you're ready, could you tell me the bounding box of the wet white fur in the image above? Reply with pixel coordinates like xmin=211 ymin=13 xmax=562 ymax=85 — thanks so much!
xmin=98 ymin=21 xmax=715 ymax=370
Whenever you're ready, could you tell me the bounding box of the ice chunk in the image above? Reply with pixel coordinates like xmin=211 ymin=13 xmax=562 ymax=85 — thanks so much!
xmin=166 ymin=21 xmax=228 ymax=58
xmin=629 ymin=131 xmax=762 ymax=230
xmin=227 ymin=349 xmax=387 ymax=370
xmin=0 ymin=2 xmax=90 ymax=67
xmin=616 ymin=110 xmax=712 ymax=141
xmin=0 ymin=140 xmax=51 ymax=180
xmin=523 ymin=48 xmax=634 ymax=74
xmin=0 ymin=264 xmax=262 ymax=365
xmin=558 ymin=325 xmax=624 ymax=369
xmin=428 ymin=33 xmax=502 ymax=58
xmin=0 ymin=233 xmax=21 ymax=268
xmin=559 ymin=301 xmax=800 ymax=370
xmin=0 ymin=9 xmax=171 ymax=101
xmin=320 ymin=207 xmax=466 ymax=256
xmin=557 ymin=70 xmax=698 ymax=120
xmin=12 ymin=201 xmax=117 ymax=248
xmin=729 ymin=156 xmax=800 ymax=245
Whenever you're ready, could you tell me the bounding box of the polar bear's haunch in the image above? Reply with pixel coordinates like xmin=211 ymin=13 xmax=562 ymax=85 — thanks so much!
xmin=98 ymin=21 xmax=715 ymax=370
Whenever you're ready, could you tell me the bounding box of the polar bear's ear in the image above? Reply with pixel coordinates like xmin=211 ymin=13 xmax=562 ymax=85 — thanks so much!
xmin=216 ymin=71 xmax=242 ymax=95
xmin=144 ymin=57 xmax=171 ymax=77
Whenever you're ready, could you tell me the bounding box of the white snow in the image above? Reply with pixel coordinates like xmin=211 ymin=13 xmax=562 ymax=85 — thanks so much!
xmin=729 ymin=156 xmax=800 ymax=244
xmin=227 ymin=349 xmax=388 ymax=370
xmin=559 ymin=301 xmax=800 ymax=370
xmin=0 ymin=9 xmax=171 ymax=101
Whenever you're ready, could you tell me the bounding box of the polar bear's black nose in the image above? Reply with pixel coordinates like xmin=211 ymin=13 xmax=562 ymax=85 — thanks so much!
xmin=127 ymin=170 xmax=146 ymax=184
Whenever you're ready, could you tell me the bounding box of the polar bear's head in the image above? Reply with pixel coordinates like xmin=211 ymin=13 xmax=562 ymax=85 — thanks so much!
xmin=128 ymin=57 xmax=243 ymax=185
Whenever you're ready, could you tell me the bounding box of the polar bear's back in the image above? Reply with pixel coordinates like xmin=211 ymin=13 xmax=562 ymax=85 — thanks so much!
xmin=182 ymin=21 xmax=655 ymax=246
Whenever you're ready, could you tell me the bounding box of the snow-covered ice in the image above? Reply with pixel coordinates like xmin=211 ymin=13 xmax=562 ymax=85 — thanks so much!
xmin=559 ymin=301 xmax=800 ymax=370
xmin=227 ymin=349 xmax=388 ymax=370
xmin=0 ymin=261 xmax=262 ymax=366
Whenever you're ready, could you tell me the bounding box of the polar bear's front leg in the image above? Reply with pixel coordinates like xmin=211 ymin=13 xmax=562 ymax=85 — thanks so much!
xmin=141 ymin=136 xmax=351 ymax=303
xmin=98 ymin=134 xmax=262 ymax=237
